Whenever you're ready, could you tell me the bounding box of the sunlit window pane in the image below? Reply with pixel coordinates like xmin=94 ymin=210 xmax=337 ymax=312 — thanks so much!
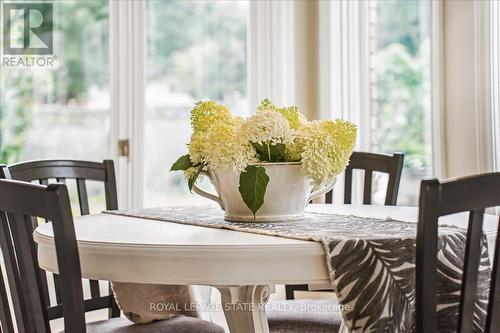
xmin=0 ymin=0 xmax=110 ymax=163
xmin=369 ymin=0 xmax=432 ymax=205
xmin=0 ymin=0 xmax=110 ymax=210
xmin=144 ymin=0 xmax=248 ymax=207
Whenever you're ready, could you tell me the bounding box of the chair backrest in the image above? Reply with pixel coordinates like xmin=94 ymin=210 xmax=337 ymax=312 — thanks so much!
xmin=286 ymin=152 xmax=405 ymax=300
xmin=0 ymin=179 xmax=86 ymax=333
xmin=326 ymin=151 xmax=404 ymax=205
xmin=416 ymin=173 xmax=500 ymax=333
xmin=0 ymin=160 xmax=120 ymax=331
xmin=1 ymin=160 xmax=118 ymax=212
xmin=0 ymin=265 xmax=14 ymax=333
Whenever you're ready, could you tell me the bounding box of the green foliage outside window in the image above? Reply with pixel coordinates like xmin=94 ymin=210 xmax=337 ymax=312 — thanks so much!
xmin=0 ymin=0 xmax=247 ymax=164
xmin=1 ymin=0 xmax=430 ymax=181
xmin=147 ymin=0 xmax=247 ymax=100
xmin=0 ymin=0 xmax=109 ymax=164
xmin=372 ymin=0 xmax=431 ymax=177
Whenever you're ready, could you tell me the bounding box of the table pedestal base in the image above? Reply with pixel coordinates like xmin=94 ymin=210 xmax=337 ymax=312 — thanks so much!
xmin=217 ymin=285 xmax=274 ymax=333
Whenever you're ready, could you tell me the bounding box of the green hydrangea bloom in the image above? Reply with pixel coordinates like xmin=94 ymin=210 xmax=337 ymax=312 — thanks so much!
xmin=298 ymin=119 xmax=357 ymax=184
xmin=191 ymin=101 xmax=231 ymax=133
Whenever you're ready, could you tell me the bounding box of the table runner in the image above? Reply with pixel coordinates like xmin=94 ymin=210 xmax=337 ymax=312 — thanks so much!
xmin=105 ymin=205 xmax=491 ymax=333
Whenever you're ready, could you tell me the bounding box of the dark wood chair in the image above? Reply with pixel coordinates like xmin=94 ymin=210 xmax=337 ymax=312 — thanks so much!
xmin=0 ymin=160 xmax=121 ymax=321
xmin=0 ymin=179 xmax=225 ymax=333
xmin=285 ymin=152 xmax=405 ymax=300
xmin=326 ymin=151 xmax=404 ymax=205
xmin=269 ymin=152 xmax=405 ymax=333
xmin=0 ymin=160 xmax=224 ymax=333
xmin=417 ymin=173 xmax=499 ymax=333
xmin=0 ymin=265 xmax=14 ymax=333
xmin=0 ymin=180 xmax=84 ymax=333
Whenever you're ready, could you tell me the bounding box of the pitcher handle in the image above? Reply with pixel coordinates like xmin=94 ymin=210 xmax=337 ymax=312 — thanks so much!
xmin=192 ymin=170 xmax=225 ymax=210
xmin=307 ymin=178 xmax=336 ymax=203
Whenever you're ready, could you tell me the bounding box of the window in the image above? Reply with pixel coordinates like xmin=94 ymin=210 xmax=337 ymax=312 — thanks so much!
xmin=1 ymin=0 xmax=434 ymax=208
xmin=0 ymin=0 xmax=110 ymax=212
xmin=368 ymin=0 xmax=432 ymax=205
xmin=1 ymin=0 xmax=248 ymax=209
xmin=323 ymin=0 xmax=432 ymax=206
xmin=0 ymin=0 xmax=110 ymax=163
xmin=143 ymin=0 xmax=249 ymax=207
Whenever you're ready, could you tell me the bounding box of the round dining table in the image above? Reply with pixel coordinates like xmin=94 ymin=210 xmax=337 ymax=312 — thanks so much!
xmin=33 ymin=204 xmax=498 ymax=333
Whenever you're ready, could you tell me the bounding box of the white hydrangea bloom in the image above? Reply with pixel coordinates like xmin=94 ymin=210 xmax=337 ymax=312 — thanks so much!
xmin=241 ymin=109 xmax=293 ymax=145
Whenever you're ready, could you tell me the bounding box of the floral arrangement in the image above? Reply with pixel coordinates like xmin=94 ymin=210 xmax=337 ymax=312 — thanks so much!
xmin=171 ymin=99 xmax=357 ymax=216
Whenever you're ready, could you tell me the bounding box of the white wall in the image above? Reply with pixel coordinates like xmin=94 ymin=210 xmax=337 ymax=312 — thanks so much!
xmin=442 ymin=0 xmax=480 ymax=178
xmin=294 ymin=0 xmax=319 ymax=120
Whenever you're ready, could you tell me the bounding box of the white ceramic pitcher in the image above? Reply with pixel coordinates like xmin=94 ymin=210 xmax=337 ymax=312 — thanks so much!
xmin=193 ymin=162 xmax=335 ymax=222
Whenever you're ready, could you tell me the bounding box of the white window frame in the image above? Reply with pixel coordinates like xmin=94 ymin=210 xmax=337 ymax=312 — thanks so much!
xmin=109 ymin=0 xmax=145 ymax=209
xmin=430 ymin=0 xmax=446 ymax=178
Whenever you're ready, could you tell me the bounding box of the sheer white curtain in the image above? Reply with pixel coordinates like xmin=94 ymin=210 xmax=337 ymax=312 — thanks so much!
xmin=248 ymin=0 xmax=322 ymax=120
xmin=318 ymin=0 xmax=439 ymax=205
xmin=248 ymin=1 xmax=296 ymax=112
xmin=317 ymin=0 xmax=369 ymax=204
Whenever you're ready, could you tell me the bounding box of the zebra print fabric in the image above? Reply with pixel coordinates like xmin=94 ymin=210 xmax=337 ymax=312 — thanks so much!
xmin=106 ymin=205 xmax=491 ymax=332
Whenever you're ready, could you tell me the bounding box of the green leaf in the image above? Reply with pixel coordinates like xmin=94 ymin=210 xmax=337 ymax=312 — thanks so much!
xmin=252 ymin=142 xmax=287 ymax=162
xmin=272 ymin=143 xmax=287 ymax=161
xmin=238 ymin=165 xmax=269 ymax=218
xmin=170 ymin=154 xmax=193 ymax=171
xmin=187 ymin=165 xmax=204 ymax=191
xmin=252 ymin=143 xmax=265 ymax=161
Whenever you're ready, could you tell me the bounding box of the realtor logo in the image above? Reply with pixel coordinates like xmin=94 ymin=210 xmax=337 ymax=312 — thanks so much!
xmin=2 ymin=2 xmax=53 ymax=55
